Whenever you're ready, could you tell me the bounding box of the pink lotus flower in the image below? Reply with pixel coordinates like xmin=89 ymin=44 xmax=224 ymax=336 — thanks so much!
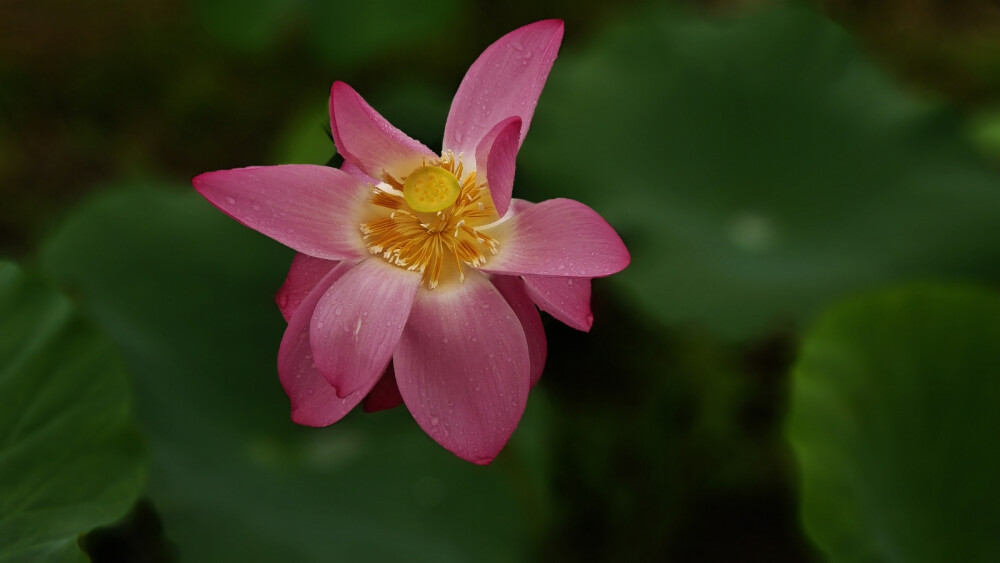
xmin=193 ymin=20 xmax=629 ymax=464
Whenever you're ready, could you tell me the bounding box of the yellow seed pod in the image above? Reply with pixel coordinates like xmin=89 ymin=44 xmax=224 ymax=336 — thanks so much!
xmin=403 ymin=166 xmax=461 ymax=213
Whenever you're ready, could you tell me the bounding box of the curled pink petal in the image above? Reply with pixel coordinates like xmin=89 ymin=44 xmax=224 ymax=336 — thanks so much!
xmin=279 ymin=261 xmax=375 ymax=426
xmin=492 ymin=275 xmax=547 ymax=387
xmin=394 ymin=272 xmax=530 ymax=465
xmin=444 ymin=19 xmax=564 ymax=156
xmin=480 ymin=198 xmax=631 ymax=277
xmin=276 ymin=253 xmax=339 ymax=322
xmin=311 ymin=259 xmax=421 ymax=398
xmin=362 ymin=364 xmax=404 ymax=413
xmin=330 ymin=81 xmax=437 ymax=182
xmin=475 ymin=117 xmax=521 ymax=217
xmin=523 ymin=275 xmax=593 ymax=332
xmin=193 ymin=165 xmax=368 ymax=260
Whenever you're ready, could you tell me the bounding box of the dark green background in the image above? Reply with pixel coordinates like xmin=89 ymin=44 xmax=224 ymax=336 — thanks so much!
xmin=2 ymin=0 xmax=999 ymax=561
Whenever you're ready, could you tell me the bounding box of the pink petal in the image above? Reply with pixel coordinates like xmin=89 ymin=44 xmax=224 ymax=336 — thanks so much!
xmin=276 ymin=253 xmax=339 ymax=322
xmin=492 ymin=275 xmax=547 ymax=387
xmin=523 ymin=275 xmax=593 ymax=332
xmin=475 ymin=117 xmax=521 ymax=217
xmin=479 ymin=198 xmax=631 ymax=277
xmin=193 ymin=165 xmax=368 ymax=260
xmin=310 ymin=258 xmax=421 ymax=398
xmin=329 ymin=81 xmax=437 ymax=182
xmin=443 ymin=19 xmax=563 ymax=157
xmin=362 ymin=364 xmax=404 ymax=413
xmin=394 ymin=272 xmax=530 ymax=464
xmin=341 ymin=160 xmax=377 ymax=185
xmin=279 ymin=261 xmax=375 ymax=427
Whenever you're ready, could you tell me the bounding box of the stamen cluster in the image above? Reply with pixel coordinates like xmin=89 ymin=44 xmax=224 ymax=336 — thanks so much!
xmin=360 ymin=154 xmax=500 ymax=288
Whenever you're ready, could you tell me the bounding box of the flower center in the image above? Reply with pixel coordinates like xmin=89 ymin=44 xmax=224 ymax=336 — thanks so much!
xmin=359 ymin=154 xmax=500 ymax=289
xmin=403 ymin=166 xmax=461 ymax=213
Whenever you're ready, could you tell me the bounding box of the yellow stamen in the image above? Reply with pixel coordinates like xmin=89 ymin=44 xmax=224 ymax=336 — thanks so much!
xmin=360 ymin=154 xmax=499 ymax=288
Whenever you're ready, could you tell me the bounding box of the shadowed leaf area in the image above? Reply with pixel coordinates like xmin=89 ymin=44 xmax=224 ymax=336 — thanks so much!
xmin=787 ymin=284 xmax=1000 ymax=563
xmin=520 ymin=5 xmax=1000 ymax=338
xmin=0 ymin=261 xmax=145 ymax=562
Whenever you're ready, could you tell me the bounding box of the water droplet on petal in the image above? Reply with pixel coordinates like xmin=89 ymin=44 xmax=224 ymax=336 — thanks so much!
xmin=431 ymin=416 xmax=439 ymax=426
xmin=251 ymin=204 xmax=261 ymax=211
xmin=226 ymin=196 xmax=236 ymax=205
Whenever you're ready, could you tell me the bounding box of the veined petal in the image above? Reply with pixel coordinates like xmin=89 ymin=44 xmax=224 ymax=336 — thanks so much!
xmin=193 ymin=165 xmax=368 ymax=260
xmin=479 ymin=198 xmax=631 ymax=277
xmin=394 ymin=271 xmax=530 ymax=465
xmin=523 ymin=275 xmax=593 ymax=332
xmin=330 ymin=81 xmax=437 ymax=182
xmin=492 ymin=275 xmax=547 ymax=387
xmin=276 ymin=253 xmax=339 ymax=322
xmin=475 ymin=117 xmax=521 ymax=217
xmin=279 ymin=261 xmax=374 ymax=426
xmin=311 ymin=258 xmax=421 ymax=398
xmin=341 ymin=160 xmax=377 ymax=184
xmin=362 ymin=364 xmax=404 ymax=413
xmin=443 ymin=19 xmax=563 ymax=157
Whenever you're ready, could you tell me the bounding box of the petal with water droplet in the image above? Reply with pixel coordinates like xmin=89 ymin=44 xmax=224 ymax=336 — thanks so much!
xmin=522 ymin=274 xmax=593 ymax=332
xmin=193 ymin=164 xmax=369 ymax=260
xmin=479 ymin=198 xmax=630 ymax=277
xmin=443 ymin=19 xmax=563 ymax=157
xmin=279 ymin=262 xmax=374 ymax=426
xmin=330 ymin=81 xmax=436 ymax=181
xmin=311 ymin=259 xmax=421 ymax=398
xmin=492 ymin=275 xmax=547 ymax=386
xmin=395 ymin=271 xmax=530 ymax=465
xmin=276 ymin=253 xmax=340 ymax=322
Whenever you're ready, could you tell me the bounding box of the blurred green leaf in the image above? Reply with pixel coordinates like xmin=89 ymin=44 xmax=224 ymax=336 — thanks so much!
xmin=521 ymin=5 xmax=1000 ymax=338
xmin=197 ymin=0 xmax=459 ymax=66
xmin=968 ymin=106 xmax=1000 ymax=159
xmin=0 ymin=261 xmax=145 ymax=562
xmin=271 ymin=106 xmax=336 ymax=165
xmin=786 ymin=284 xmax=1000 ymax=562
xmin=304 ymin=0 xmax=459 ymax=66
xmin=197 ymin=0 xmax=300 ymax=53
xmin=39 ymin=184 xmax=546 ymax=562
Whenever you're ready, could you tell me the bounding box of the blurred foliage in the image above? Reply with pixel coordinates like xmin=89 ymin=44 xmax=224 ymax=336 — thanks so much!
xmin=787 ymin=285 xmax=1000 ymax=562
xmin=818 ymin=0 xmax=1000 ymax=104
xmin=197 ymin=0 xmax=462 ymax=66
xmin=2 ymin=0 xmax=1000 ymax=561
xmin=520 ymin=4 xmax=1000 ymax=339
xmin=0 ymin=261 xmax=146 ymax=562
xmin=540 ymin=301 xmax=817 ymax=561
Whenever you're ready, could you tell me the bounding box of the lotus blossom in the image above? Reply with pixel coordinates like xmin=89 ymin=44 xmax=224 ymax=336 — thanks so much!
xmin=193 ymin=20 xmax=629 ymax=464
